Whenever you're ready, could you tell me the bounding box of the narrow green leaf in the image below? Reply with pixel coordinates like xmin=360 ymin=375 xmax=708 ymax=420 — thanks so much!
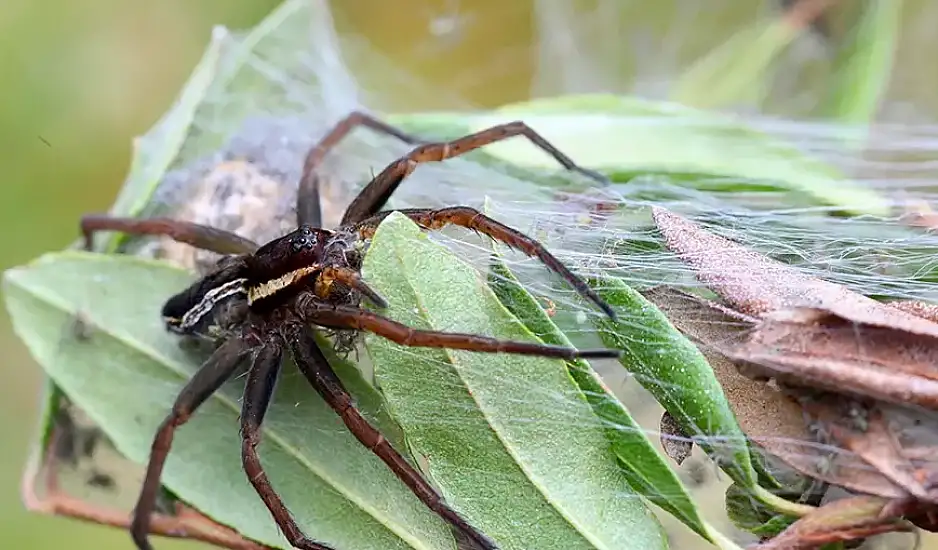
xmin=671 ymin=19 xmax=796 ymax=109
xmin=587 ymin=276 xmax=758 ymax=489
xmin=486 ymin=251 xmax=715 ymax=543
xmin=3 ymin=251 xmax=457 ymax=550
xmin=363 ymin=212 xmax=667 ymax=550
xmin=398 ymin=95 xmax=889 ymax=217
xmin=816 ymin=0 xmax=903 ymax=124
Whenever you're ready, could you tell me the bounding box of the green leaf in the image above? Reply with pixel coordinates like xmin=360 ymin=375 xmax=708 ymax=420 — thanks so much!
xmin=486 ymin=251 xmax=715 ymax=543
xmin=671 ymin=19 xmax=796 ymax=110
xmin=816 ymin=0 xmax=903 ymax=125
xmin=725 ymin=483 xmax=796 ymax=537
xmin=398 ymin=95 xmax=890 ymax=217
xmin=3 ymin=251 xmax=457 ymax=550
xmin=363 ymin=212 xmax=667 ymax=550
xmin=587 ymin=276 xmax=758 ymax=489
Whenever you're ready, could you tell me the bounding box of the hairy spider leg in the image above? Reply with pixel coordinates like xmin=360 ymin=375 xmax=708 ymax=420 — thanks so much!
xmin=80 ymin=215 xmax=259 ymax=255
xmin=298 ymin=111 xmax=424 ymax=228
xmin=131 ymin=337 xmax=248 ymax=550
xmin=355 ymin=207 xmax=617 ymax=320
xmin=239 ymin=341 xmax=337 ymax=550
xmin=338 ymin=120 xmax=609 ymax=225
xmin=298 ymin=300 xmax=620 ymax=359
xmin=290 ymin=328 xmax=498 ymax=550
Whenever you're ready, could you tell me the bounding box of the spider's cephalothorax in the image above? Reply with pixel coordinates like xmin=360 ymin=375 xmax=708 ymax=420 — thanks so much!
xmin=80 ymin=111 xmax=619 ymax=550
xmin=243 ymin=224 xmax=369 ymax=311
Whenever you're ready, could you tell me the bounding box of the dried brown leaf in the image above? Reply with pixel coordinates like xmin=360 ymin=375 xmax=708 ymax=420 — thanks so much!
xmin=651 ymin=206 xmax=938 ymax=340
xmin=888 ymin=300 xmax=938 ymax=325
xmin=806 ymin=402 xmax=938 ymax=504
xmin=650 ymin=207 xmax=938 ymax=512
xmin=725 ymin=311 xmax=938 ymax=410
xmin=748 ymin=495 xmax=913 ymax=550
xmin=750 ymin=431 xmax=908 ymax=500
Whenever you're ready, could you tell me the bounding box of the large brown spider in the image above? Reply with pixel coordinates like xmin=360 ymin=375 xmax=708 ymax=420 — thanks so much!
xmin=80 ymin=112 xmax=621 ymax=550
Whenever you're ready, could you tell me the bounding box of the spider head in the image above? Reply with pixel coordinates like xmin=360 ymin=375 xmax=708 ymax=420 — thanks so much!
xmin=244 ymin=224 xmax=333 ymax=306
xmin=162 ymin=256 xmax=249 ymax=335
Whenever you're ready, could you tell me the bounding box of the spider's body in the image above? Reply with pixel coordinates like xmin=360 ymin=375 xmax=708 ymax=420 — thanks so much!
xmin=80 ymin=112 xmax=619 ymax=550
xmin=163 ymin=225 xmax=372 ymax=354
xmin=244 ymin=225 xmax=364 ymax=308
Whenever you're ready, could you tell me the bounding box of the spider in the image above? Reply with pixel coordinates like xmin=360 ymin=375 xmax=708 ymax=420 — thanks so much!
xmin=80 ymin=111 xmax=622 ymax=550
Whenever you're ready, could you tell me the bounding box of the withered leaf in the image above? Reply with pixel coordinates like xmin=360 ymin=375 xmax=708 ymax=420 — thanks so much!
xmin=748 ymin=495 xmax=913 ymax=550
xmin=728 ymin=309 xmax=938 ymax=410
xmin=650 ymin=206 xmax=938 ymax=510
xmin=888 ymin=299 xmax=938 ymax=325
xmin=750 ymin=432 xmax=908 ymax=501
xmin=804 ymin=400 xmax=938 ymax=504
xmin=651 ymin=207 xmax=938 ymax=409
xmin=651 ymin=206 xmax=938 ymax=340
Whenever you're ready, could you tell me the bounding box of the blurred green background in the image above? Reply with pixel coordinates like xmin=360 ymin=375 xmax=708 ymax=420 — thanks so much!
xmin=2 ymin=1 xmax=936 ymax=549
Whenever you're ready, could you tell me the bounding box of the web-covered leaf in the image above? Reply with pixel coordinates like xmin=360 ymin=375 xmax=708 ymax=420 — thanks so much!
xmin=486 ymin=247 xmax=715 ymax=543
xmin=363 ymin=213 xmax=667 ymax=550
xmin=3 ymin=252 xmax=456 ymax=550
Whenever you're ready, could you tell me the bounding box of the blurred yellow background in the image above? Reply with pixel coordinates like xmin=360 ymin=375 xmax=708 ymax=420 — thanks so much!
xmin=2 ymin=1 xmax=937 ymax=549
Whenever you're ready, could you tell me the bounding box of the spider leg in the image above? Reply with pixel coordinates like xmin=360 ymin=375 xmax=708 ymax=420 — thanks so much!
xmin=290 ymin=329 xmax=498 ymax=550
xmin=240 ymin=341 xmax=335 ymax=550
xmin=320 ymin=266 xmax=388 ymax=308
xmin=340 ymin=121 xmax=608 ymax=226
xmin=81 ymin=215 xmax=259 ymax=255
xmin=299 ymin=301 xmax=620 ymax=359
xmin=356 ymin=207 xmax=617 ymax=320
xmin=131 ymin=337 xmax=247 ymax=550
xmin=298 ymin=111 xmax=423 ymax=228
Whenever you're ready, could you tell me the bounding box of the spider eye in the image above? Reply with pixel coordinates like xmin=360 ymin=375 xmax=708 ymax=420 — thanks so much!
xmin=290 ymin=232 xmax=317 ymax=252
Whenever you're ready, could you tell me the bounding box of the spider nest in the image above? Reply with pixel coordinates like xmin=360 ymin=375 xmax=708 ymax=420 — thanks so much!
xmin=81 ymin=111 xmax=619 ymax=550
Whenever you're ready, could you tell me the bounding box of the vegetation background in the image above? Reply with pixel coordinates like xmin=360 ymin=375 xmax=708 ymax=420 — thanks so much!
xmin=3 ymin=1 xmax=937 ymax=548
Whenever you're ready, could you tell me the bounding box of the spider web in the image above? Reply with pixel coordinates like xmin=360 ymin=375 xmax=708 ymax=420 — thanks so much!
xmin=30 ymin=1 xmax=938 ymax=549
